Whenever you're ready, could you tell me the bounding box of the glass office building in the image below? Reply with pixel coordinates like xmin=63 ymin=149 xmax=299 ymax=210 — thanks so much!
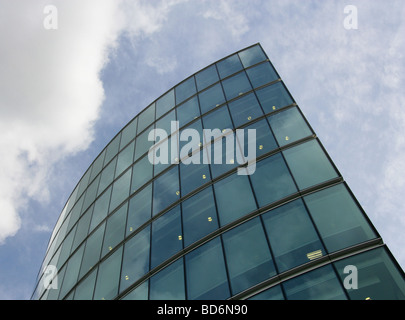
xmin=32 ymin=44 xmax=405 ymax=300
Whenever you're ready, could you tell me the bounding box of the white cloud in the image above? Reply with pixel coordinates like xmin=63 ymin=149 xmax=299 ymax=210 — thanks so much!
xmin=0 ymin=0 xmax=123 ymax=243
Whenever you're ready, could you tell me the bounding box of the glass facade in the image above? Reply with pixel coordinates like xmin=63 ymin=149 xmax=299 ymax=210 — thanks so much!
xmin=32 ymin=44 xmax=405 ymax=300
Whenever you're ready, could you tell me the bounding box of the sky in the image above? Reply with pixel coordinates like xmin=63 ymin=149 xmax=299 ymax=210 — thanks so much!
xmin=0 ymin=0 xmax=404 ymax=300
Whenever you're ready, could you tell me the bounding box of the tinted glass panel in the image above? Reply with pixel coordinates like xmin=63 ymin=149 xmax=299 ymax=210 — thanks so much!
xmin=152 ymin=166 xmax=180 ymax=216
xmin=115 ymin=141 xmax=134 ymax=178
xmin=238 ymin=45 xmax=267 ymax=68
xmin=109 ymin=169 xmax=131 ymax=212
xmin=122 ymin=281 xmax=148 ymax=300
xmin=195 ymin=65 xmax=219 ymax=91
xmin=198 ymin=83 xmax=226 ymax=114
xmin=150 ymin=259 xmax=185 ymax=300
xmin=256 ymin=82 xmax=293 ymax=114
xmin=102 ymin=202 xmax=127 ymax=257
xmin=222 ymin=218 xmax=276 ymax=294
xmin=177 ymin=96 xmax=200 ymax=128
xmin=304 ymin=184 xmax=377 ymax=252
xmin=156 ymin=89 xmax=175 ymax=119
xmin=74 ymin=268 xmax=97 ymax=300
xmin=216 ymin=54 xmax=243 ymax=79
xmin=249 ymin=285 xmax=284 ymax=300
xmin=228 ymin=93 xmax=264 ymax=128
xmin=262 ymin=199 xmax=325 ymax=273
xmin=104 ymin=134 xmax=121 ymax=166
xmin=185 ymin=238 xmax=230 ymax=300
xmin=175 ymin=77 xmax=196 ymax=105
xmin=120 ymin=118 xmax=137 ymax=150
xmin=90 ymin=187 xmax=111 ymax=231
xmin=138 ymin=103 xmax=155 ymax=133
xmin=97 ymin=157 xmax=116 ymax=196
xmin=180 ymin=161 xmax=210 ymax=196
xmin=134 ymin=124 xmax=154 ymax=161
xmin=79 ymin=222 xmax=105 ymax=278
xmin=90 ymin=149 xmax=106 ymax=182
xmin=222 ymin=72 xmax=252 ymax=101
xmin=131 ymin=154 xmax=153 ymax=193
xmin=59 ymin=244 xmax=84 ymax=299
xmin=246 ymin=62 xmax=278 ymax=88
xmin=127 ymin=183 xmax=152 ymax=236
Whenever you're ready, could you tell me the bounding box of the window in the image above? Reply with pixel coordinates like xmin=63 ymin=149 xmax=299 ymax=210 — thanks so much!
xmin=216 ymin=54 xmax=243 ymax=79
xmin=109 ymin=169 xmax=131 ymax=213
xmin=268 ymin=107 xmax=312 ymax=147
xmin=249 ymin=153 xmax=297 ymax=207
xmin=59 ymin=244 xmax=85 ymax=299
xmin=176 ymin=96 xmax=200 ymax=129
xmin=249 ymin=285 xmax=284 ymax=300
xmin=150 ymin=259 xmax=185 ymax=300
xmin=221 ymin=72 xmax=252 ymax=101
xmin=246 ymin=62 xmax=278 ymax=88
xmin=181 ymin=187 xmax=219 ymax=247
xmin=151 ymin=205 xmax=182 ymax=268
xmin=104 ymin=133 xmax=121 ymax=166
xmin=152 ymin=165 xmax=180 ymax=216
xmin=82 ymin=175 xmax=100 ymax=214
xmin=79 ymin=222 xmax=105 ymax=279
xmin=228 ymin=93 xmax=264 ymax=128
xmin=73 ymin=268 xmax=97 ymax=300
xmin=127 ymin=183 xmax=152 ymax=236
xmin=180 ymin=161 xmax=210 ymax=196
xmin=90 ymin=187 xmax=111 ymax=231
xmin=214 ymin=173 xmax=257 ymax=226
xmin=120 ymin=117 xmax=137 ymax=150
xmin=121 ymin=281 xmax=148 ymax=300
xmin=90 ymin=149 xmax=106 ymax=182
xmin=198 ymin=83 xmax=226 ymax=114
xmin=256 ymin=82 xmax=293 ymax=114
xmin=131 ymin=154 xmax=153 ymax=193
xmin=222 ymin=218 xmax=276 ymax=294
xmin=115 ymin=141 xmax=135 ymax=178
xmin=71 ymin=208 xmax=92 ymax=252
xmin=283 ymin=140 xmax=338 ymax=190
xmin=262 ymin=199 xmax=325 ymax=273
xmin=120 ymin=226 xmax=150 ymax=293
xmin=238 ymin=45 xmax=267 ymax=68
xmin=304 ymin=184 xmax=377 ymax=252
xmin=282 ymin=265 xmax=347 ymax=300
xmin=134 ymin=124 xmax=155 ymax=161
xmin=101 ymin=202 xmax=127 ymax=257
xmin=175 ymin=76 xmax=197 ymax=105
xmin=137 ymin=103 xmax=156 ymax=133
xmin=202 ymin=105 xmax=233 ymax=134
xmin=93 ymin=246 xmax=123 ymax=300
xmin=97 ymin=157 xmax=117 ymax=196
xmin=185 ymin=237 xmax=230 ymax=300
xmin=156 ymin=89 xmax=175 ymax=119
xmin=195 ymin=65 xmax=219 ymax=92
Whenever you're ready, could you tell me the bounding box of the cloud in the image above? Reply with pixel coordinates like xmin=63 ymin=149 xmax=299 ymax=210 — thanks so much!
xmin=0 ymin=0 xmax=123 ymax=243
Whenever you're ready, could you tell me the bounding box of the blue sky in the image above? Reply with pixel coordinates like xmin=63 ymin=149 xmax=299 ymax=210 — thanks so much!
xmin=0 ymin=0 xmax=404 ymax=300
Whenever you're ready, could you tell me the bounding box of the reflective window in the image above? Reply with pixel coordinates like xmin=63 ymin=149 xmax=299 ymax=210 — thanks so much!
xmin=155 ymin=109 xmax=176 ymax=138
xmin=283 ymin=265 xmax=347 ymax=300
xmin=134 ymin=124 xmax=154 ymax=161
xmin=256 ymin=82 xmax=293 ymax=114
xmin=246 ymin=62 xmax=278 ymax=88
xmin=121 ymin=281 xmax=148 ymax=300
xmin=283 ymin=140 xmax=338 ymax=190
xmin=104 ymin=133 xmax=121 ymax=166
xmin=120 ymin=226 xmax=150 ymax=293
xmin=179 ymin=119 xmax=203 ymax=152
xmin=90 ymin=187 xmax=111 ymax=231
xmin=120 ymin=117 xmax=137 ymax=150
xmin=202 ymin=106 xmax=233 ymax=142
xmin=127 ymin=183 xmax=152 ymax=236
xmin=109 ymin=169 xmax=131 ymax=213
xmin=222 ymin=218 xmax=276 ymax=294
xmin=177 ymin=96 xmax=200 ymax=128
xmin=79 ymin=222 xmax=105 ymax=279
xmin=249 ymin=285 xmax=284 ymax=300
xmin=82 ymin=175 xmax=100 ymax=214
xmin=268 ymin=107 xmax=312 ymax=147
xmin=198 ymin=83 xmax=226 ymax=114
xmin=138 ymin=103 xmax=156 ymax=134
xmin=214 ymin=173 xmax=257 ymax=226
xmin=152 ymin=166 xmax=180 ymax=216
xmin=93 ymin=246 xmax=123 ymax=300
xmin=304 ymin=184 xmax=377 ymax=252
xmin=150 ymin=259 xmax=185 ymax=300
xmin=131 ymin=154 xmax=153 ymax=193
xmin=334 ymin=247 xmax=405 ymax=300
xmin=74 ymin=268 xmax=97 ymax=300
xmin=262 ymin=199 xmax=325 ymax=273
xmin=180 ymin=161 xmax=210 ymax=196
xmin=249 ymin=153 xmax=297 ymax=207
xmin=228 ymin=93 xmax=264 ymax=128
xmin=208 ymin=137 xmax=243 ymax=178
xmin=151 ymin=206 xmax=182 ymax=269
xmin=102 ymin=202 xmax=127 ymax=257
xmin=222 ymin=72 xmax=252 ymax=101
xmin=238 ymin=45 xmax=267 ymax=68
xmin=175 ymin=76 xmax=196 ymax=105
xmin=115 ymin=140 xmax=134 ymax=178
xmin=195 ymin=65 xmax=220 ymax=92
xmin=156 ymin=89 xmax=175 ymax=119
xmin=90 ymin=149 xmax=106 ymax=182
xmin=182 ymin=187 xmax=218 ymax=247
xmin=57 ymin=226 xmax=76 ymax=270
xmin=59 ymin=244 xmax=85 ymax=299
xmin=185 ymin=237 xmax=230 ymax=300
xmin=71 ymin=208 xmax=92 ymax=252
xmin=97 ymin=157 xmax=117 ymax=196
xmin=216 ymin=54 xmax=243 ymax=79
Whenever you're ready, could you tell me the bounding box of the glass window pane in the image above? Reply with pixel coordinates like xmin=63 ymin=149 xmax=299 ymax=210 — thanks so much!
xmin=175 ymin=76 xmax=197 ymax=105
xmin=246 ymin=62 xmax=278 ymax=88
xmin=249 ymin=153 xmax=297 ymax=207
xmin=150 ymin=259 xmax=185 ymax=300
xmin=182 ymin=187 xmax=219 ymax=247
xmin=334 ymin=247 xmax=405 ymax=300
xmin=115 ymin=141 xmax=135 ymax=178
xmin=304 ymin=184 xmax=377 ymax=252
xmin=90 ymin=186 xmax=111 ymax=231
xmin=228 ymin=92 xmax=264 ymax=128
xmin=134 ymin=124 xmax=155 ymax=161
xmin=94 ymin=246 xmax=123 ymax=300
xmin=152 ymin=166 xmax=180 ymax=216
xmin=249 ymin=285 xmax=284 ymax=300
xmin=262 ymin=199 xmax=325 ymax=273
xmin=222 ymin=218 xmax=276 ymax=294
xmin=97 ymin=157 xmax=117 ymax=196
xmin=198 ymin=83 xmax=226 ymax=114
xmin=283 ymin=265 xmax=347 ymax=300
xmin=156 ymin=89 xmax=175 ymax=119
xmin=151 ymin=205 xmax=182 ymax=269
xmin=121 ymin=281 xmax=148 ymax=300
xmin=256 ymin=82 xmax=293 ymax=114
xmin=208 ymin=136 xmax=243 ymax=178
xmin=214 ymin=173 xmax=257 ymax=226
xmin=79 ymin=222 xmax=105 ymax=278
xmin=179 ymin=119 xmax=203 ymax=153
xmin=283 ymin=140 xmax=338 ymax=190
xmin=127 ymin=183 xmax=152 ymax=236
xmin=120 ymin=117 xmax=138 ymax=150
xmin=138 ymin=103 xmax=156 ymax=134
xmin=202 ymin=105 xmax=233 ymax=134
xmin=104 ymin=134 xmax=121 ymax=166
xmin=131 ymin=154 xmax=153 ymax=193
xmin=155 ymin=109 xmax=176 ymax=137
xmin=102 ymin=202 xmax=127 ymax=257
xmin=120 ymin=226 xmax=150 ymax=293
xmin=177 ymin=96 xmax=200 ymax=128
xmin=82 ymin=175 xmax=100 ymax=214
xmin=185 ymin=237 xmax=230 ymax=300
xmin=90 ymin=150 xmax=106 ymax=182
xmin=238 ymin=45 xmax=267 ymax=68
xmin=109 ymin=169 xmax=131 ymax=213
xmin=180 ymin=161 xmax=210 ymax=196
xmin=268 ymin=107 xmax=312 ymax=147
xmin=222 ymin=72 xmax=252 ymax=101
xmin=71 ymin=208 xmax=92 ymax=252
xmin=59 ymin=244 xmax=85 ymax=299
xmin=216 ymin=54 xmax=243 ymax=79
xmin=74 ymin=268 xmax=97 ymax=300
xmin=195 ymin=65 xmax=220 ymax=91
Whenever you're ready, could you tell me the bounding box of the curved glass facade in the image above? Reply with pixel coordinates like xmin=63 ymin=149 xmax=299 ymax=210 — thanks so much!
xmin=32 ymin=44 xmax=405 ymax=300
